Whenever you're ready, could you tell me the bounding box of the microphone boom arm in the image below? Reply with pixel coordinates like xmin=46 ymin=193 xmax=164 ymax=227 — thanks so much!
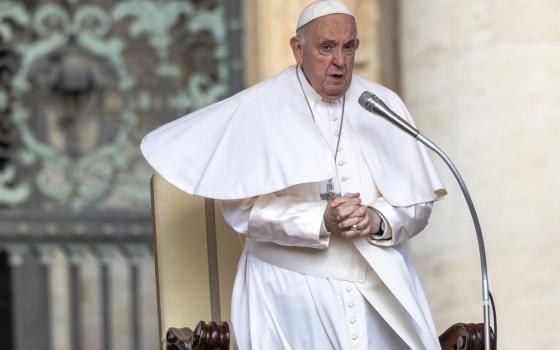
xmin=359 ymin=92 xmax=493 ymax=350
xmin=416 ymin=133 xmax=492 ymax=350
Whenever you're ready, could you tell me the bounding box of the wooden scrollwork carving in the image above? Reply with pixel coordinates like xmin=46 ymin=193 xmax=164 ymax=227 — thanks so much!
xmin=166 ymin=321 xmax=230 ymax=350
xmin=439 ymin=323 xmax=495 ymax=350
xmin=166 ymin=320 xmax=495 ymax=349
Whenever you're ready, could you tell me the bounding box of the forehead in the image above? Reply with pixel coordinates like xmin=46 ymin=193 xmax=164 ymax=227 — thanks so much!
xmin=306 ymin=13 xmax=357 ymax=41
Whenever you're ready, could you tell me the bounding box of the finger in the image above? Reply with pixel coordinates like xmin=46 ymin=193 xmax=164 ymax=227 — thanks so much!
xmin=338 ymin=215 xmax=364 ymax=230
xmin=346 ymin=216 xmax=371 ymax=238
xmin=330 ymin=192 xmax=361 ymax=207
xmin=335 ymin=204 xmax=361 ymax=220
xmin=344 ymin=214 xmax=370 ymax=231
xmin=340 ymin=226 xmax=365 ymax=238
xmin=347 ymin=206 xmax=367 ymax=218
xmin=356 ymin=216 xmax=371 ymax=236
xmin=339 ymin=228 xmax=359 ymax=239
xmin=333 ymin=202 xmax=361 ymax=220
xmin=335 ymin=197 xmax=362 ymax=210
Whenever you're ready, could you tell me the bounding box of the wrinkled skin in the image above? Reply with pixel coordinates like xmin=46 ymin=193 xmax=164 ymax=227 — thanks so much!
xmin=290 ymin=13 xmax=358 ymax=102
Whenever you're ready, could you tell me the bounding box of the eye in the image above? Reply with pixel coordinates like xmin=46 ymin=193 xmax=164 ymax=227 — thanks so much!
xmin=319 ymin=42 xmax=334 ymax=53
xmin=342 ymin=41 xmax=357 ymax=55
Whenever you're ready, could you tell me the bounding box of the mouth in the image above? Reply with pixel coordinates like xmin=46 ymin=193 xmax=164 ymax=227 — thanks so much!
xmin=326 ymin=73 xmax=346 ymax=85
xmin=328 ymin=73 xmax=345 ymax=79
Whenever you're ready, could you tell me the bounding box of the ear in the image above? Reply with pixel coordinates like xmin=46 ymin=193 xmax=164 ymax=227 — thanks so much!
xmin=290 ymin=36 xmax=304 ymax=65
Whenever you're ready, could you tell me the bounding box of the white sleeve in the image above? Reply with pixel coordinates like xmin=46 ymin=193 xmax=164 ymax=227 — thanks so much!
xmin=220 ymin=193 xmax=331 ymax=249
xmin=365 ymin=197 xmax=434 ymax=247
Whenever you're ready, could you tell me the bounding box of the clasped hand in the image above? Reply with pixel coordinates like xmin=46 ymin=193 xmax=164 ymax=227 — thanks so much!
xmin=323 ymin=192 xmax=381 ymax=238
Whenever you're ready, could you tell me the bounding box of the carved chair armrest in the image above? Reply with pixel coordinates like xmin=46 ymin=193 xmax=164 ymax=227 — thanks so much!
xmin=166 ymin=321 xmax=230 ymax=350
xmin=439 ymin=323 xmax=495 ymax=350
xmin=167 ymin=320 xmax=494 ymax=350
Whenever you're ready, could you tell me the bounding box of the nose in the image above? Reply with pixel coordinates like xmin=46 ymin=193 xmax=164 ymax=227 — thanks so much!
xmin=332 ymin=48 xmax=344 ymax=66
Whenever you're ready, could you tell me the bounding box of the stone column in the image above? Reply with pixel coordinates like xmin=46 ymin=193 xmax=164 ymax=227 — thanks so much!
xmin=400 ymin=1 xmax=560 ymax=349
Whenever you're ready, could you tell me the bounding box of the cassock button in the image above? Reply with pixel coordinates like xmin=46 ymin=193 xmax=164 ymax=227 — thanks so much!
xmin=347 ymin=301 xmax=355 ymax=308
xmin=350 ymin=318 xmax=357 ymax=324
xmin=352 ymin=334 xmax=358 ymax=341
xmin=332 ymin=117 xmax=338 ymax=121
xmin=345 ymin=286 xmax=352 ymax=292
xmin=338 ymin=161 xmax=346 ymax=166
xmin=341 ymin=176 xmax=349 ymax=182
xmin=337 ymin=147 xmax=344 ymax=152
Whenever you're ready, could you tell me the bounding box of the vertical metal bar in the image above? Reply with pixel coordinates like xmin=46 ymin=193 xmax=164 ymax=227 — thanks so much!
xmin=0 ymin=251 xmax=13 ymax=350
xmin=10 ymin=247 xmax=51 ymax=350
xmin=69 ymin=263 xmax=82 ymax=350
xmin=11 ymin=263 xmax=22 ymax=350
xmin=8 ymin=248 xmax=24 ymax=350
xmin=101 ymin=263 xmax=112 ymax=350
xmin=40 ymin=262 xmax=52 ymax=350
xmin=130 ymin=263 xmax=140 ymax=350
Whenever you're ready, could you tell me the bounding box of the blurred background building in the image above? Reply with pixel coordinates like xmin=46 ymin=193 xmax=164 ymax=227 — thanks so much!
xmin=0 ymin=0 xmax=558 ymax=349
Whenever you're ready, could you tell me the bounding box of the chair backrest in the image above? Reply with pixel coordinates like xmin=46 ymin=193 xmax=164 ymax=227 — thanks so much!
xmin=150 ymin=173 xmax=242 ymax=349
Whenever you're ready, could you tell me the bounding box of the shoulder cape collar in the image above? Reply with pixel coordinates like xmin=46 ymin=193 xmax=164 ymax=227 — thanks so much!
xmin=141 ymin=65 xmax=445 ymax=205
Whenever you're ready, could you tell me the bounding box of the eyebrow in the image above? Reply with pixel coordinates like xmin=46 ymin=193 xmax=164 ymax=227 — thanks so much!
xmin=319 ymin=38 xmax=356 ymax=44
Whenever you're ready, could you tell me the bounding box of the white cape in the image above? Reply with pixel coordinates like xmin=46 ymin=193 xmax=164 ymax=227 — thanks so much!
xmin=141 ymin=65 xmax=446 ymax=206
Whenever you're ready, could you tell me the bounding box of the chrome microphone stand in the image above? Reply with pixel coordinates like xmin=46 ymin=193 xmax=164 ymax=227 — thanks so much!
xmin=416 ymin=134 xmax=492 ymax=350
xmin=359 ymin=92 xmax=494 ymax=350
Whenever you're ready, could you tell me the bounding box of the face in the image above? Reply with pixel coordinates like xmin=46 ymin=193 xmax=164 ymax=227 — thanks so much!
xmin=290 ymin=14 xmax=359 ymax=102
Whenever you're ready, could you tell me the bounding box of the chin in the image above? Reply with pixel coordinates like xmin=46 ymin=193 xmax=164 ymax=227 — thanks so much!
xmin=322 ymin=92 xmax=344 ymax=102
xmin=324 ymin=87 xmax=347 ymax=99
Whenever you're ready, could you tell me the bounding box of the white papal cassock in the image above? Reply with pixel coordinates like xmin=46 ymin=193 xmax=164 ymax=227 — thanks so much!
xmin=141 ymin=65 xmax=447 ymax=349
xmin=219 ymin=66 xmax=439 ymax=350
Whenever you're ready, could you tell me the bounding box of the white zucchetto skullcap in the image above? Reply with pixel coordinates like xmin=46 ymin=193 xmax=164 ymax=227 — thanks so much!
xmin=296 ymin=0 xmax=354 ymax=30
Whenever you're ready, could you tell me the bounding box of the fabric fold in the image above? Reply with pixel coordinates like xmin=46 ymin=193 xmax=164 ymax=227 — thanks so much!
xmin=141 ymin=65 xmax=445 ymax=205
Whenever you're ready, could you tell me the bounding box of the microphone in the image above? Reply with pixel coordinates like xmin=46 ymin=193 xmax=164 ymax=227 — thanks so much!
xmin=358 ymin=91 xmax=495 ymax=350
xmin=358 ymin=91 xmax=419 ymax=138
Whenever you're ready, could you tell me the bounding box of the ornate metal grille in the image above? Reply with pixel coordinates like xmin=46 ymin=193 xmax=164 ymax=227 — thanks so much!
xmin=0 ymin=0 xmax=240 ymax=213
xmin=0 ymin=0 xmax=242 ymax=349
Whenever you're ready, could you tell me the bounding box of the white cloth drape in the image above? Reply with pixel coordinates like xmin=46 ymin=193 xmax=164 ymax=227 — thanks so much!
xmin=220 ymin=71 xmax=441 ymax=349
xmin=140 ymin=65 xmax=446 ymax=205
xmin=231 ymin=253 xmax=410 ymax=350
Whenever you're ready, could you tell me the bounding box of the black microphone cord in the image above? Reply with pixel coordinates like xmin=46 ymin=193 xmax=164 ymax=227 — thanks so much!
xmin=490 ymin=291 xmax=497 ymax=349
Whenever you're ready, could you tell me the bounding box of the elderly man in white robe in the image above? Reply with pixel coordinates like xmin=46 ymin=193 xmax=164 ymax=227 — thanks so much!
xmin=141 ymin=1 xmax=447 ymax=349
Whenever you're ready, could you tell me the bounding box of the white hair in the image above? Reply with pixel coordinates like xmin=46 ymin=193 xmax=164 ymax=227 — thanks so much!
xmin=295 ymin=25 xmax=307 ymax=46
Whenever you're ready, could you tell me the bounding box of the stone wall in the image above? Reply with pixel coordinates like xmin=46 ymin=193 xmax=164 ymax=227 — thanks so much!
xmin=400 ymin=1 xmax=560 ymax=349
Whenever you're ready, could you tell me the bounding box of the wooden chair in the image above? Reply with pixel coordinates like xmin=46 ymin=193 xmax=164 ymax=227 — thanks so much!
xmin=439 ymin=323 xmax=495 ymax=350
xmin=151 ymin=173 xmax=493 ymax=349
xmin=150 ymin=173 xmax=242 ymax=350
